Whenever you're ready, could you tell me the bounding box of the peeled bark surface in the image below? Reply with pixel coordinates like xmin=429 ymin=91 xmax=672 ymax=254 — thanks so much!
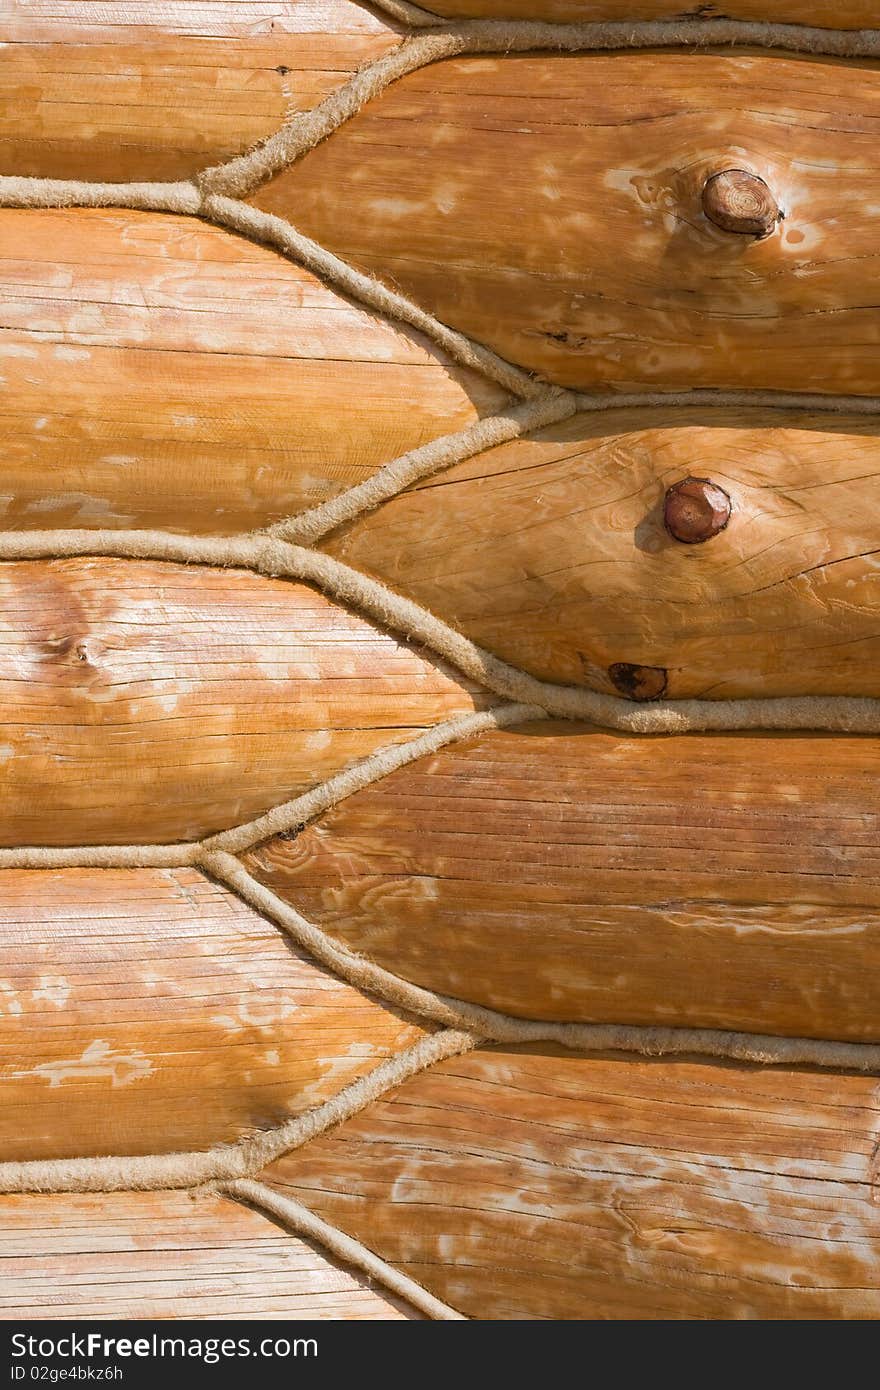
xmin=0 ymin=867 xmax=425 ymax=1162
xmin=264 ymin=1045 xmax=880 ymax=1321
xmin=262 ymin=50 xmax=880 ymax=395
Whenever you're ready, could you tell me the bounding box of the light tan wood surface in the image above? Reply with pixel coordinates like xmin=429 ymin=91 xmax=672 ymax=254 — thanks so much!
xmin=262 ymin=50 xmax=880 ymax=395
xmin=0 ymin=866 xmax=426 ymax=1162
xmin=0 ymin=208 xmax=504 ymax=534
xmin=0 ymin=1188 xmax=418 ymax=1319
xmin=265 ymin=1044 xmax=880 ymax=1320
xmin=323 ymin=406 xmax=880 ymax=698
xmin=423 ymin=1 xmax=877 ymax=22
xmin=0 ymin=558 xmax=485 ymax=846
xmin=1 ymin=1 xmax=399 ymax=182
xmin=244 ymin=720 xmax=880 ymax=1040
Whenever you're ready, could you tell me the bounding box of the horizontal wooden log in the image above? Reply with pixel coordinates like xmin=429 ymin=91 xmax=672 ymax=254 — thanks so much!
xmin=323 ymin=405 xmax=880 ymax=698
xmin=0 ymin=867 xmax=425 ymax=1162
xmin=267 ymin=51 xmax=880 ymax=394
xmin=0 ymin=209 xmax=504 ymax=534
xmin=0 ymin=1189 xmax=418 ymax=1319
xmin=1 ymin=1 xmax=399 ymax=182
xmin=424 ymin=1 xmax=876 ymax=23
xmin=244 ymin=720 xmax=880 ymax=1040
xmin=0 ymin=559 xmax=484 ymax=846
xmin=265 ymin=1045 xmax=880 ymax=1320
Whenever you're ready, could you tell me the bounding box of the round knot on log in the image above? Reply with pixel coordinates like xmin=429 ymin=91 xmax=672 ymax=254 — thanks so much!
xmin=701 ymin=170 xmax=780 ymax=238
xmin=663 ymin=477 xmax=732 ymax=544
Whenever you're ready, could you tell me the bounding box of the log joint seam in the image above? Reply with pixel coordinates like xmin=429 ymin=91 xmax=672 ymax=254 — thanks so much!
xmin=3 ymin=8 xmax=880 ymax=1319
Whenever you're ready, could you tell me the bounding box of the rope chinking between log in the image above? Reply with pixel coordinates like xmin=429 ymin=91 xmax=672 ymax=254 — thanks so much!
xmin=4 ymin=7 xmax=880 ymax=1317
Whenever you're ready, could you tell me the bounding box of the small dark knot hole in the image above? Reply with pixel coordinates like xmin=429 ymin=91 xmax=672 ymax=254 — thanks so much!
xmin=608 ymin=662 xmax=668 ymax=702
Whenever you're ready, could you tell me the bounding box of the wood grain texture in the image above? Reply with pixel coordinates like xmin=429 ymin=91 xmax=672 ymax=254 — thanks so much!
xmin=265 ymin=1045 xmax=880 ymax=1320
xmin=244 ymin=720 xmax=880 ymax=1041
xmin=323 ymin=406 xmax=880 ymax=698
xmin=0 ymin=558 xmax=485 ymax=846
xmin=0 ymin=209 xmax=504 ymax=534
xmin=0 ymin=1189 xmax=418 ymax=1319
xmin=0 ymin=867 xmax=426 ymax=1162
xmin=263 ymin=51 xmax=880 ymax=395
xmin=424 ymin=0 xmax=877 ymax=23
xmin=1 ymin=0 xmax=400 ymax=182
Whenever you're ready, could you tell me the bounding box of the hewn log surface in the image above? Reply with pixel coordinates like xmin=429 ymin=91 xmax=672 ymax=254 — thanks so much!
xmin=0 ymin=1189 xmax=418 ymax=1320
xmin=244 ymin=720 xmax=880 ymax=1040
xmin=264 ymin=1045 xmax=880 ymax=1320
xmin=323 ymin=406 xmax=880 ymax=698
xmin=0 ymin=1 xmax=399 ymax=182
xmin=0 ymin=559 xmax=485 ymax=846
xmin=0 ymin=209 xmax=504 ymax=534
xmin=423 ymin=0 xmax=876 ymax=22
xmin=264 ymin=50 xmax=880 ymax=394
xmin=0 ymin=867 xmax=426 ymax=1162
xmin=5 ymin=2 xmax=880 ymax=1326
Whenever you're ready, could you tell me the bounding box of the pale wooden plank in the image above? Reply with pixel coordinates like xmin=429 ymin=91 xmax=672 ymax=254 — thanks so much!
xmin=0 ymin=1 xmax=400 ymax=181
xmin=0 ymin=1189 xmax=419 ymax=1319
xmin=0 ymin=866 xmax=427 ymax=1161
xmin=0 ymin=209 xmax=506 ymax=534
xmin=0 ymin=558 xmax=485 ymax=845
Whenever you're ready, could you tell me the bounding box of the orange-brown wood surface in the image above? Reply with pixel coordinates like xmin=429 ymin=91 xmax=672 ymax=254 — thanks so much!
xmin=0 ymin=1189 xmax=418 ymax=1320
xmin=265 ymin=1045 xmax=880 ymax=1320
xmin=323 ymin=406 xmax=880 ymax=699
xmin=262 ymin=50 xmax=880 ymax=395
xmin=5 ymin=4 xmax=880 ymax=1325
xmin=0 ymin=867 xmax=426 ymax=1162
xmin=1 ymin=1 xmax=399 ymax=182
xmin=0 ymin=558 xmax=485 ymax=846
xmin=425 ymin=0 xmax=876 ymax=22
xmin=0 ymin=208 xmax=504 ymax=534
xmin=244 ymin=721 xmax=880 ymax=1040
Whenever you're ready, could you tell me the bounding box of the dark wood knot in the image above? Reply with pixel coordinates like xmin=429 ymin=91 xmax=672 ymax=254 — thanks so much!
xmin=608 ymin=662 xmax=668 ymax=702
xmin=663 ymin=476 xmax=731 ymax=545
xmin=701 ymin=169 xmax=780 ymax=238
